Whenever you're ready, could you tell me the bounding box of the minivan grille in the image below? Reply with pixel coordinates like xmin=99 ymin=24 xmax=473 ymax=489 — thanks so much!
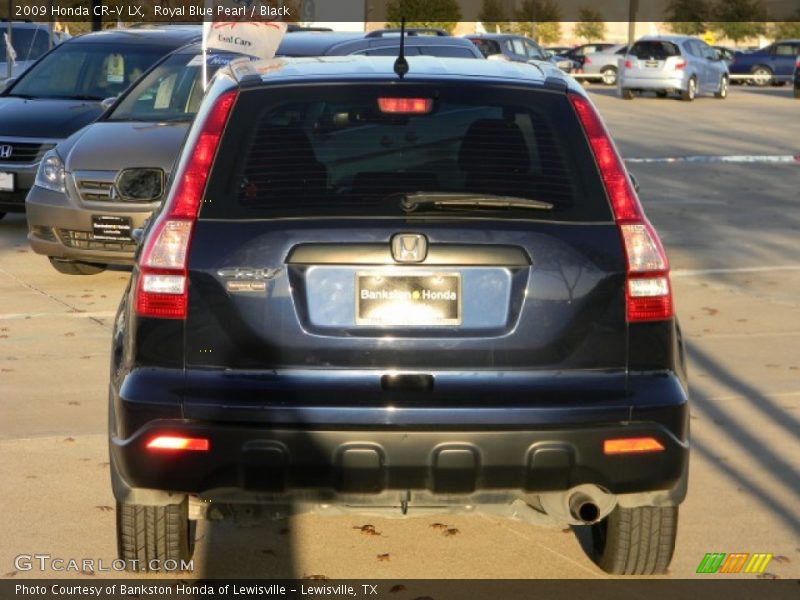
xmin=0 ymin=141 xmax=54 ymax=164
xmin=75 ymin=179 xmax=115 ymax=202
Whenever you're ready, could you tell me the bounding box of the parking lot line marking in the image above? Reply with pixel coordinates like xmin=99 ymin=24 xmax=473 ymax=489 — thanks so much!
xmin=689 ymin=331 xmax=800 ymax=340
xmin=672 ymin=265 xmax=800 ymax=277
xmin=705 ymin=390 xmax=800 ymax=402
xmin=625 ymin=154 xmax=800 ymax=165
xmin=0 ymin=311 xmax=116 ymax=320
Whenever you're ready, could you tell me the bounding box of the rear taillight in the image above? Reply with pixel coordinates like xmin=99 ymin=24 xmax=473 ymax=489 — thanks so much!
xmin=674 ymin=59 xmax=687 ymax=70
xmin=570 ymin=94 xmax=673 ymax=322
xmin=134 ymin=89 xmax=237 ymax=319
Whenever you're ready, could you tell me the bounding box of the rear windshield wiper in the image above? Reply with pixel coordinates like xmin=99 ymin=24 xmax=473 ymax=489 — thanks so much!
xmin=400 ymin=192 xmax=554 ymax=213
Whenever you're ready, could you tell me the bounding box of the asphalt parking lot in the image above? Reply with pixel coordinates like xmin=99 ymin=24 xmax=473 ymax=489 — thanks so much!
xmin=1 ymin=84 xmax=798 ymax=580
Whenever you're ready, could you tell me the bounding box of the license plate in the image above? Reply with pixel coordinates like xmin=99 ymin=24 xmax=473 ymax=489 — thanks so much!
xmin=0 ymin=171 xmax=14 ymax=192
xmin=356 ymin=272 xmax=461 ymax=326
xmin=645 ymin=60 xmax=660 ymax=68
xmin=92 ymin=215 xmax=132 ymax=241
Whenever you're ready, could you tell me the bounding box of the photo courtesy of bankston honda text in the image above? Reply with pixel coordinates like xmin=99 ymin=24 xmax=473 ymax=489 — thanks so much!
xmin=108 ymin=53 xmax=688 ymax=575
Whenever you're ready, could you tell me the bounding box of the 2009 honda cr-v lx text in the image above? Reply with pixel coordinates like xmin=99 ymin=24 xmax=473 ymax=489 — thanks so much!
xmin=109 ymin=55 xmax=689 ymax=575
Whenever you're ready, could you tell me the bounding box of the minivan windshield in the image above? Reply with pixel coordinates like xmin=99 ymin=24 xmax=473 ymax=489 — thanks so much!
xmin=7 ymin=42 xmax=165 ymax=100
xmin=107 ymin=53 xmax=235 ymax=122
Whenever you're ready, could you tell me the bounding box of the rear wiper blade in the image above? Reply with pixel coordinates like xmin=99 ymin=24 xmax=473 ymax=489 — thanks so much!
xmin=400 ymin=192 xmax=554 ymax=213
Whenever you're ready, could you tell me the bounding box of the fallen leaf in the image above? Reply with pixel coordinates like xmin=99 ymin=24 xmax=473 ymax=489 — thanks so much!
xmin=430 ymin=523 xmax=448 ymax=530
xmin=95 ymin=505 xmax=113 ymax=512
xmin=756 ymin=573 xmax=779 ymax=580
xmin=63 ymin=437 xmax=75 ymax=442
xmin=701 ymin=307 xmax=718 ymax=316
xmin=443 ymin=528 xmax=460 ymax=537
xmin=377 ymin=553 xmax=390 ymax=562
xmin=4 ymin=571 xmax=17 ymax=577
xmin=64 ymin=332 xmax=75 ymax=337
xmin=68 ymin=401 xmax=80 ymax=406
xmin=389 ymin=585 xmax=406 ymax=593
xmin=773 ymin=555 xmax=790 ymax=564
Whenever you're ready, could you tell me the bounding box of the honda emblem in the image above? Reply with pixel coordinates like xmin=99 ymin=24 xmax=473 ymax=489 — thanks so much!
xmin=391 ymin=233 xmax=427 ymax=263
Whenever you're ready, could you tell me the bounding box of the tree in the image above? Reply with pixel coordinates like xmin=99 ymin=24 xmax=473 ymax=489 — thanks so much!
xmin=574 ymin=8 xmax=606 ymax=41
xmin=479 ymin=0 xmax=508 ymax=24
xmin=386 ymin=0 xmax=462 ymax=35
xmin=770 ymin=13 xmax=800 ymax=39
xmin=712 ymin=0 xmax=768 ymax=44
xmin=512 ymin=0 xmax=562 ymax=45
xmin=665 ymin=0 xmax=711 ymax=35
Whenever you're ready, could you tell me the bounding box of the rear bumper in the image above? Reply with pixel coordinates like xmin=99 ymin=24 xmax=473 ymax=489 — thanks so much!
xmin=111 ymin=420 xmax=688 ymax=501
xmin=622 ymin=74 xmax=686 ymax=91
xmin=110 ymin=371 xmax=689 ymax=504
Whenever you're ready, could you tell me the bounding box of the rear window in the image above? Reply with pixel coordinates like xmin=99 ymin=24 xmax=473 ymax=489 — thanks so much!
xmin=630 ymin=41 xmax=681 ymax=60
xmin=201 ymin=83 xmax=612 ymax=222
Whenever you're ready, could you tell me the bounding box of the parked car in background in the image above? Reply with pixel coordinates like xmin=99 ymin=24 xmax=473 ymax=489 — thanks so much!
xmin=110 ymin=54 xmax=688 ymax=576
xmin=25 ymin=45 xmax=237 ymax=275
xmin=620 ymin=36 xmax=729 ymax=101
xmin=278 ymin=28 xmax=483 ymax=58
xmin=558 ymin=42 xmax=615 ymax=68
xmin=582 ymin=44 xmax=628 ymax=85
xmin=0 ymin=22 xmax=69 ymax=83
xmin=465 ymin=33 xmax=576 ymax=72
xmin=713 ymin=45 xmax=736 ymax=66
xmin=794 ymin=56 xmax=800 ymax=98
xmin=729 ymin=39 xmax=800 ymax=86
xmin=546 ymin=46 xmax=574 ymax=56
xmin=0 ymin=26 xmax=200 ymax=220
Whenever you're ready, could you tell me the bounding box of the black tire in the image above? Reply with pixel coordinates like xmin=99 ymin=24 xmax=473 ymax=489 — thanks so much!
xmin=751 ymin=66 xmax=772 ymax=87
xmin=117 ymin=498 xmax=196 ymax=572
xmin=0 ymin=211 xmax=6 ymax=220
xmin=681 ymin=77 xmax=697 ymax=102
xmin=621 ymin=88 xmax=635 ymax=100
xmin=591 ymin=506 xmax=678 ymax=575
xmin=794 ymin=85 xmax=800 ymax=99
xmin=601 ymin=66 xmax=617 ymax=86
xmin=715 ymin=75 xmax=729 ymax=99
xmin=48 ymin=257 xmax=106 ymax=275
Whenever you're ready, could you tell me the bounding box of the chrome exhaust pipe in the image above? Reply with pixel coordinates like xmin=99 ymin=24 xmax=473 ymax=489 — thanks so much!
xmin=569 ymin=492 xmax=601 ymax=524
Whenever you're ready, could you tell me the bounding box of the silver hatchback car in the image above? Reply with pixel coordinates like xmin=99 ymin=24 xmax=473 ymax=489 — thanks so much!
xmin=620 ymin=35 xmax=729 ymax=101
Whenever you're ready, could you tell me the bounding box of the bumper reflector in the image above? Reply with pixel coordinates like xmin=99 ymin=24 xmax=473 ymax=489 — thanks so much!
xmin=146 ymin=436 xmax=210 ymax=452
xmin=603 ymin=437 xmax=664 ymax=455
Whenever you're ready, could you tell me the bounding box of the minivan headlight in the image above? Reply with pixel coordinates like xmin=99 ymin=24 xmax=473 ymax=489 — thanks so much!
xmin=35 ymin=151 xmax=66 ymax=193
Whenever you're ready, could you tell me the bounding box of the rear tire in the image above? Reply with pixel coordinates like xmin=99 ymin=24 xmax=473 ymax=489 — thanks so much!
xmin=601 ymin=66 xmax=617 ymax=86
xmin=116 ymin=498 xmax=196 ymax=572
xmin=681 ymin=77 xmax=697 ymax=101
xmin=621 ymin=88 xmax=635 ymax=100
xmin=48 ymin=257 xmax=106 ymax=275
xmin=715 ymin=75 xmax=729 ymax=99
xmin=794 ymin=86 xmax=800 ymax=99
xmin=0 ymin=211 xmax=6 ymax=220
xmin=591 ymin=505 xmax=678 ymax=575
xmin=751 ymin=66 xmax=772 ymax=87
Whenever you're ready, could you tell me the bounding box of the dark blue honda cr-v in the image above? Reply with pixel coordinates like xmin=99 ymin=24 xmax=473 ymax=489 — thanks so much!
xmin=109 ymin=55 xmax=689 ymax=575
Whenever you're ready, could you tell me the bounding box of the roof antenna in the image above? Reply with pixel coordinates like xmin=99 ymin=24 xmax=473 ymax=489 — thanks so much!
xmin=394 ymin=18 xmax=409 ymax=79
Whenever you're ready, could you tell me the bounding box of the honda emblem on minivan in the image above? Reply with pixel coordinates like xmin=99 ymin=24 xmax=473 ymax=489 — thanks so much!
xmin=391 ymin=233 xmax=427 ymax=263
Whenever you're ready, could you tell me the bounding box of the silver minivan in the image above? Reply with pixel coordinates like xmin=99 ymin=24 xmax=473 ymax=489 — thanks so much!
xmin=620 ymin=35 xmax=729 ymax=101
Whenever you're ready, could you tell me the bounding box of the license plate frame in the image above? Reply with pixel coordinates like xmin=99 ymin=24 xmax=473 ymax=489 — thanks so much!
xmin=645 ymin=60 xmax=660 ymax=68
xmin=356 ymin=271 xmax=462 ymax=326
xmin=91 ymin=214 xmax=132 ymax=241
xmin=0 ymin=171 xmax=15 ymax=192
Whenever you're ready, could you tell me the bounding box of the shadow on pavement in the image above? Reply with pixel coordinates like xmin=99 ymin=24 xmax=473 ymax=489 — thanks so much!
xmin=686 ymin=341 xmax=800 ymax=535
